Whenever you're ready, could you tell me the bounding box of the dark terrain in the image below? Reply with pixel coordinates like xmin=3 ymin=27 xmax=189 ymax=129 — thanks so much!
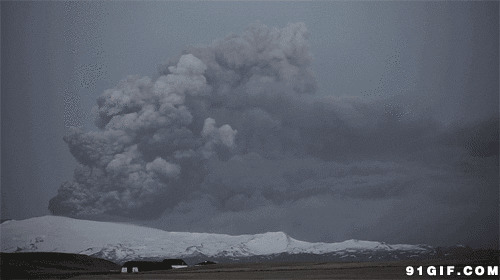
xmin=74 ymin=260 xmax=499 ymax=280
xmin=0 ymin=252 xmax=120 ymax=279
xmin=0 ymin=248 xmax=498 ymax=279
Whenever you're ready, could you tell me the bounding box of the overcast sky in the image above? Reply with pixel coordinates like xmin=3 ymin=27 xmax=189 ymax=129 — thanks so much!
xmin=1 ymin=1 xmax=498 ymax=248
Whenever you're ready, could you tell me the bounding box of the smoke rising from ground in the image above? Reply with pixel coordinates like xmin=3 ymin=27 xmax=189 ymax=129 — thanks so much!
xmin=49 ymin=23 xmax=498 ymax=247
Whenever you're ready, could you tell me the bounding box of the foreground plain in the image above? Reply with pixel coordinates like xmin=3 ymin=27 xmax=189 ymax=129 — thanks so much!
xmin=72 ymin=260 xmax=499 ymax=280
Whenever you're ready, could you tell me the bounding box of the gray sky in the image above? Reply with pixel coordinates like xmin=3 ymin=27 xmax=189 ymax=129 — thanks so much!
xmin=1 ymin=1 xmax=498 ymax=248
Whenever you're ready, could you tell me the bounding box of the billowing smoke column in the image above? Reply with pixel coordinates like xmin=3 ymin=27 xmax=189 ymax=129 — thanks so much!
xmin=48 ymin=22 xmax=498 ymax=249
xmin=49 ymin=52 xmax=240 ymax=217
xmin=49 ymin=23 xmax=313 ymax=218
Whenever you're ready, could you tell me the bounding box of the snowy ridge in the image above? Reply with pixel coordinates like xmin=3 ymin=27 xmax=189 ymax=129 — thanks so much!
xmin=0 ymin=216 xmax=433 ymax=263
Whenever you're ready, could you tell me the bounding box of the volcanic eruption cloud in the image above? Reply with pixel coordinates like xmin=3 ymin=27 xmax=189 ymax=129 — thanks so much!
xmin=49 ymin=23 xmax=498 ymax=247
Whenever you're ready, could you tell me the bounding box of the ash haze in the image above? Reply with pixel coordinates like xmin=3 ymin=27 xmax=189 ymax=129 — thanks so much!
xmin=1 ymin=1 xmax=498 ymax=249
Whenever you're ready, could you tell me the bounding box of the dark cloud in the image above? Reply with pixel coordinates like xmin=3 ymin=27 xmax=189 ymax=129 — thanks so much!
xmin=49 ymin=22 xmax=498 ymax=248
xmin=49 ymin=54 xmax=237 ymax=218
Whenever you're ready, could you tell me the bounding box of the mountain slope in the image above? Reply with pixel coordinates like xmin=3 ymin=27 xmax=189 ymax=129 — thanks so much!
xmin=0 ymin=215 xmax=433 ymax=263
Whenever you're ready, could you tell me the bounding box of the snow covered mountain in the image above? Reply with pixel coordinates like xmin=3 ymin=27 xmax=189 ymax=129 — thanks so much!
xmin=0 ymin=216 xmax=434 ymax=264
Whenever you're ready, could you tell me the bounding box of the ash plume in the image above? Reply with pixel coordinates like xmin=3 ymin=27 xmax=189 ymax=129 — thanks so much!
xmin=49 ymin=23 xmax=313 ymax=218
xmin=49 ymin=23 xmax=498 ymax=248
xmin=49 ymin=52 xmax=237 ymax=218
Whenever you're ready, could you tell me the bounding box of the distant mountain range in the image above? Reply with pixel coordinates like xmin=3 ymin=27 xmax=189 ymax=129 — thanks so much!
xmin=0 ymin=215 xmax=437 ymax=264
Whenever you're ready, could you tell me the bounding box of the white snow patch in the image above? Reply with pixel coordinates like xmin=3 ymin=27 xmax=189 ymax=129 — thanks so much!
xmin=0 ymin=215 xmax=432 ymax=263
